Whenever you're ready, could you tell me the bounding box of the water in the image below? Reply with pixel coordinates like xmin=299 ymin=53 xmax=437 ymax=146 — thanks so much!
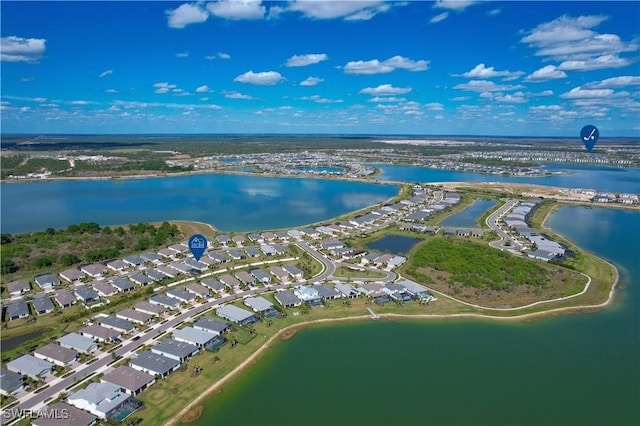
xmin=440 ymin=199 xmax=496 ymax=227
xmin=365 ymin=235 xmax=421 ymax=255
xmin=1 ymin=330 xmax=45 ymax=351
xmin=195 ymin=206 xmax=640 ymax=426
xmin=294 ymin=166 xmax=343 ymax=173
xmin=0 ymin=174 xmax=398 ymax=234
xmin=375 ymin=164 xmax=640 ymax=194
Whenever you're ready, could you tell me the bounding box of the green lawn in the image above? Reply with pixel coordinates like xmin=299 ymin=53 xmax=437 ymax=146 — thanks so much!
xmin=333 ymin=266 xmax=386 ymax=279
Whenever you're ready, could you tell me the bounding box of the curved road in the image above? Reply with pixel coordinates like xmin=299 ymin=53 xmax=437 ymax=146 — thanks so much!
xmin=485 ymin=198 xmax=519 ymax=251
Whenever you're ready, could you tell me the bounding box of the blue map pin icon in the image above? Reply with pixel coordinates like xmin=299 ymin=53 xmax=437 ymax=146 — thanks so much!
xmin=580 ymin=125 xmax=599 ymax=152
xmin=188 ymin=234 xmax=207 ymax=261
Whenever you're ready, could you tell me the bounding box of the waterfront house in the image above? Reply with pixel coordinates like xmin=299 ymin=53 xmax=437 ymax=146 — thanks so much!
xmin=216 ymin=234 xmax=230 ymax=246
xmin=34 ymin=343 xmax=78 ymax=366
xmin=7 ymin=279 xmax=30 ymax=296
xmin=34 ymin=273 xmax=60 ymax=290
xmin=287 ymin=230 xmax=304 ymax=239
xmin=79 ymin=324 xmax=120 ymax=343
xmin=57 ymin=333 xmax=97 ymax=354
xmin=99 ymin=315 xmax=135 ymax=333
xmin=173 ymin=327 xmax=219 ymax=348
xmin=0 ymin=369 xmax=23 ymax=396
xmin=357 ymin=283 xmax=392 ymax=304
xmin=166 ymin=289 xmax=196 ymax=303
xmin=335 ymin=283 xmax=359 ymax=299
xmin=6 ymin=299 xmax=29 ymax=321
xmin=193 ymin=317 xmax=230 ymax=335
xmin=457 ymin=229 xmax=470 ymax=237
xmin=102 ymin=365 xmax=155 ymax=396
xmin=32 ymin=295 xmax=55 ymax=315
xmin=54 ymin=289 xmax=76 ymax=308
xmin=471 ymin=229 xmax=484 ymax=238
xmin=313 ymin=284 xmax=341 ymax=301
xmin=244 ymin=296 xmax=279 ymax=318
xmin=301 ymin=228 xmax=320 ymax=239
xmin=261 ymin=231 xmax=276 ymax=241
xmin=275 ymin=231 xmax=290 ymax=241
xmin=116 ymin=309 xmax=151 ymax=326
xmin=387 ymin=256 xmax=407 ymax=269
xmin=111 ymin=277 xmax=135 ymax=293
xmin=396 ymin=280 xmax=432 ymax=300
xmin=294 ymin=286 xmax=323 ymax=307
xmin=383 ymin=283 xmax=413 ymax=302
xmin=247 ymin=233 xmax=263 ymax=243
xmin=216 ymin=304 xmax=259 ymax=326
xmin=68 ymin=381 xmax=134 ymax=420
xmin=130 ymin=351 xmax=180 ymax=378
xmin=32 ymin=402 xmax=97 ymax=426
xmin=443 ymin=228 xmax=457 ymax=237
xmin=274 ymin=290 xmax=303 ymax=308
xmin=6 ymin=355 xmax=54 ymax=380
xmin=74 ymin=285 xmax=100 ymax=304
xmin=152 ymin=339 xmax=198 ymax=363
xmin=81 ymin=263 xmax=108 ymax=278
xmin=232 ymin=235 xmax=246 ymax=245
xmin=149 ymin=294 xmax=181 ymax=310
xmin=93 ymin=281 xmax=118 ymax=297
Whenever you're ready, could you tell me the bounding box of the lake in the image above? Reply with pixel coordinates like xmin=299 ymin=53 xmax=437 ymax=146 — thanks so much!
xmin=0 ymin=174 xmax=398 ymax=234
xmin=193 ymin=206 xmax=640 ymax=426
xmin=365 ymin=235 xmax=422 ymax=255
xmin=439 ymin=198 xmax=496 ymax=227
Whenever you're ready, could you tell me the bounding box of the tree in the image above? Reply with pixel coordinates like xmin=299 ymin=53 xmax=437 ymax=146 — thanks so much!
xmin=1 ymin=258 xmax=18 ymax=274
xmin=35 ymin=256 xmax=55 ymax=268
xmin=0 ymin=233 xmax=12 ymax=244
xmin=60 ymin=254 xmax=80 ymax=266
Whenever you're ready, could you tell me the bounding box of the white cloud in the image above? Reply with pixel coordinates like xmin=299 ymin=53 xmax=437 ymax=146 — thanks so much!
xmin=218 ymin=52 xmax=231 ymax=59
xmin=359 ymin=84 xmax=412 ymax=95
xmin=105 ymin=89 xmax=119 ymax=94
xmin=560 ymin=87 xmax=614 ymax=99
xmin=153 ymin=82 xmax=189 ymax=95
xmin=454 ymin=80 xmax=524 ymax=92
xmin=429 ymin=12 xmax=449 ymax=24
xmin=287 ymin=1 xmax=393 ymax=20
xmin=458 ymin=63 xmax=523 ymax=79
xmin=487 ymin=8 xmax=501 ymax=16
xmin=166 ymin=3 xmax=209 ymax=28
xmin=524 ymin=65 xmax=568 ymax=82
xmin=70 ymin=100 xmax=90 ymax=105
xmin=195 ymin=85 xmax=212 ymax=93
xmin=425 ymin=102 xmax=444 ymax=111
xmin=286 ymin=53 xmax=328 ymax=67
xmin=433 ymin=0 xmax=479 ymax=11
xmin=368 ymin=96 xmax=407 ymax=103
xmin=344 ymin=55 xmax=429 ymax=74
xmin=529 ymin=90 xmax=554 ymax=97
xmin=98 ymin=70 xmax=113 ymax=78
xmin=1 ymin=36 xmax=46 ymax=62
xmin=176 ymin=51 xmax=189 ymax=58
xmin=224 ymin=91 xmax=256 ymax=100
xmin=20 ymin=106 xmax=30 ymax=112
xmin=234 ymin=70 xmax=284 ymax=85
xmin=300 ymin=95 xmax=343 ymax=103
xmin=584 ymin=76 xmax=640 ymax=89
xmin=207 ymin=0 xmax=266 ymax=20
xmin=495 ymin=92 xmax=527 ymax=103
xmin=300 ymin=77 xmax=324 ymax=86
xmin=450 ymin=96 xmax=471 ymax=101
xmin=558 ymin=54 xmax=633 ymax=71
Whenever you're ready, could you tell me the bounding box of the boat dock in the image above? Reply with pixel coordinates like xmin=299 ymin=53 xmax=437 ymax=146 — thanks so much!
xmin=367 ymin=307 xmax=380 ymax=320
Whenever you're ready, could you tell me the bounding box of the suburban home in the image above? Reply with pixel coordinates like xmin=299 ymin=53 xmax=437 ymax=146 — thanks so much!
xmin=7 ymin=279 xmax=30 ymax=296
xmin=335 ymin=283 xmax=359 ymax=299
xmin=158 ymin=248 xmax=176 ymax=259
xmin=261 ymin=231 xmax=276 ymax=241
xmin=457 ymin=229 xmax=471 ymax=237
xmin=193 ymin=317 xmax=230 ymax=335
xmin=183 ymin=258 xmax=208 ymax=271
xmin=287 ymin=230 xmax=303 ymax=239
xmin=245 ymin=247 xmax=261 ymax=258
xmin=315 ymin=226 xmax=335 ymax=236
xmin=269 ymin=266 xmax=289 ymax=282
xmin=168 ymin=243 xmax=188 ymax=254
xmin=140 ymin=252 xmax=162 ymax=263
xmin=275 ymin=231 xmax=290 ymax=241
xmin=387 ymin=256 xmax=407 ymax=269
xmin=232 ymin=235 xmax=245 ymax=245
xmin=79 ymin=324 xmax=121 ymax=343
xmin=357 ymin=283 xmax=392 ymax=304
xmin=123 ymin=255 xmax=145 ymax=267
xmin=6 ymin=354 xmax=54 ymax=380
xmin=135 ymin=301 xmax=165 ymax=316
xmin=130 ymin=351 xmax=180 ymax=378
xmin=81 ymin=263 xmax=108 ymax=278
xmin=283 ymin=264 xmax=304 ymax=279
xmin=67 ymin=381 xmax=137 ymax=420
xmin=75 ymin=285 xmax=100 ymax=304
xmin=60 ymin=268 xmax=86 ymax=283
xmin=185 ymin=283 xmax=210 ymax=298
xmin=34 ymin=343 xmax=78 ymax=366
xmin=271 ymin=243 xmax=288 ymax=255
xmin=145 ymin=268 xmax=168 ymax=282
xmin=259 ymin=244 xmax=277 ymax=256
xmin=471 ymin=228 xmax=484 ymax=238
xmin=106 ymin=259 xmax=128 ymax=272
xmin=149 ymin=294 xmax=181 ymax=310
xmin=98 ymin=315 xmax=135 ymax=333
xmin=31 ymin=295 xmax=55 ymax=315
xmin=157 ymin=265 xmax=179 ymax=277
xmin=294 ymin=286 xmax=323 ymax=307
xmin=396 ymin=279 xmax=433 ymax=300
xmin=219 ymin=274 xmax=241 ymax=289
xmin=443 ymin=228 xmax=457 ymax=237
xmin=201 ymin=278 xmax=227 ymax=293
xmin=57 ymin=333 xmax=97 ymax=353
xmin=274 ymin=290 xmax=302 ymax=308
xmin=173 ymin=327 xmax=219 ymax=348
xmin=247 ymin=233 xmax=262 ymax=243
xmin=244 ymin=296 xmax=279 ymax=318
xmin=116 ymin=308 xmax=151 ymax=326
xmin=102 ymin=365 xmax=155 ymax=396
xmin=216 ymin=304 xmax=259 ymax=326
xmin=374 ymin=254 xmax=393 ymax=267
xmin=216 ymin=234 xmax=230 ymax=246
xmin=110 ymin=277 xmax=135 ymax=293
xmin=301 ymin=228 xmax=321 ymax=239
xmin=383 ymin=283 xmax=413 ymax=302
xmin=93 ymin=281 xmax=119 ymax=297
xmin=250 ymin=269 xmax=271 ymax=284
xmin=34 ymin=273 xmax=60 ymax=290
xmin=6 ymin=299 xmax=29 ymax=321
xmin=166 ymin=289 xmax=196 ymax=304
xmin=208 ymin=252 xmax=231 ymax=264
xmin=235 ymin=271 xmax=256 ymax=287
xmin=53 ymin=289 xmax=76 ymax=308
xmin=313 ymin=284 xmax=341 ymax=301
xmin=33 ymin=402 xmax=97 ymax=426
xmin=167 ymin=261 xmax=194 ymax=275
xmin=363 ymin=252 xmax=381 ymax=264
xmin=320 ymin=239 xmax=344 ymax=250
xmin=0 ymin=368 xmax=23 ymax=396
xmin=151 ymin=339 xmax=198 ymax=363
xmin=129 ymin=272 xmax=152 ymax=286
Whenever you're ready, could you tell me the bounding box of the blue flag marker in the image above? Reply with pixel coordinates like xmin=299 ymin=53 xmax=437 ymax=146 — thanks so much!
xmin=580 ymin=125 xmax=599 ymax=152
xmin=188 ymin=234 xmax=207 ymax=261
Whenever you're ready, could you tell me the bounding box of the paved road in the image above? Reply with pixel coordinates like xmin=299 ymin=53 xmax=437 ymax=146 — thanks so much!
xmin=486 ymin=198 xmax=520 ymax=251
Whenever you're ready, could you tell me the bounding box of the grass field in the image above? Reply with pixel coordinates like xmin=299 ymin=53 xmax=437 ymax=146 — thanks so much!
xmin=333 ymin=266 xmax=386 ymax=279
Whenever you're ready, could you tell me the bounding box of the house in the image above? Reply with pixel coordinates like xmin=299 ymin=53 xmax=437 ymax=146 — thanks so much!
xmin=275 ymin=231 xmax=290 ymax=241
xmin=344 ymin=249 xmax=366 ymax=260
xmin=60 ymin=268 xmax=86 ymax=283
xmin=313 ymin=284 xmax=341 ymax=301
xmin=79 ymin=324 xmax=120 ymax=343
xmin=158 ymin=248 xmax=176 ymax=259
xmin=166 ymin=289 xmax=196 ymax=303
xmin=216 ymin=234 xmax=230 ymax=245
xmin=301 ymin=228 xmax=320 ymax=239
xmin=316 ymin=226 xmax=335 ymax=236
xmin=81 ymin=263 xmax=108 ymax=278
xmin=259 ymin=244 xmax=277 ymax=256
xmin=32 ymin=402 xmax=97 ymax=426
xmin=6 ymin=299 xmax=29 ymax=321
xmin=0 ymin=368 xmax=23 ymax=396
xmin=216 ymin=304 xmax=259 ymax=326
xmin=98 ymin=315 xmax=135 ymax=333
xmin=106 ymin=259 xmax=128 ymax=271
xmin=274 ymin=290 xmax=302 ymax=308
xmin=443 ymin=228 xmax=457 ymax=237
xmin=68 ymin=381 xmax=136 ymax=420
xmin=269 ymin=266 xmax=290 ymax=282
xmin=244 ymin=296 xmax=279 ymax=318
xmin=235 ymin=271 xmax=256 ymax=287
xmin=110 ymin=277 xmax=134 ymax=293
xmin=271 ymin=243 xmax=288 ymax=255
xmin=93 ymin=281 xmax=118 ymax=297
xmin=374 ymin=254 xmax=393 ymax=267
xmin=283 ymin=264 xmax=304 ymax=279
xmin=193 ymin=317 xmax=230 ymax=335
xmin=129 ymin=272 xmax=152 ymax=286
xmin=185 ymin=283 xmax=210 ymax=298
xmin=320 ymin=239 xmax=344 ymax=250
xmin=157 ymin=265 xmax=179 ymax=277
xmin=357 ymin=283 xmax=391 ymax=304
xmin=149 ymin=294 xmax=181 ymax=310
xmin=75 ymin=285 xmax=100 ymax=304
xmin=456 ymin=229 xmax=470 ymax=237
xmin=294 ymin=286 xmax=323 ymax=307
xmin=335 ymin=283 xmax=359 ymax=299
xmin=53 ymin=289 xmax=76 ymax=308
xmin=135 ymin=301 xmax=165 ymax=316
xmin=173 ymin=327 xmax=219 ymax=348
xmin=208 ymin=252 xmax=231 ymax=264
xmin=57 ymin=333 xmax=97 ymax=354
xmin=201 ymin=278 xmax=227 ymax=293
xmin=245 ymin=247 xmax=261 ymax=258
xmin=232 ymin=235 xmax=245 ymax=245
xmin=261 ymin=231 xmax=276 ymax=241
xmin=123 ymin=255 xmax=145 ymax=267
xmin=363 ymin=252 xmax=381 ymax=264
xmin=250 ymin=269 xmax=271 ymax=284
xmin=247 ymin=233 xmax=262 ymax=243
xmin=139 ymin=252 xmax=162 ymax=263
xmin=34 ymin=273 xmax=60 ymax=290
xmin=6 ymin=355 xmax=54 ymax=380
xmin=102 ymin=365 xmax=155 ymax=396
xmin=397 ymin=280 xmax=432 ymax=300
xmin=145 ymin=269 xmax=168 ymax=282
xmin=168 ymin=243 xmax=188 ymax=254
xmin=183 ymin=258 xmax=208 ymax=272
xmin=130 ymin=351 xmax=180 ymax=378
xmin=32 ymin=295 xmax=55 ymax=315
xmin=387 ymin=256 xmax=407 ymax=269
xmin=34 ymin=343 xmax=78 ymax=366
xmin=383 ymin=283 xmax=413 ymax=302
xmin=117 ymin=308 xmax=151 ymax=326
xmin=152 ymin=339 xmax=198 ymax=363
xmin=219 ymin=274 xmax=241 ymax=289
xmin=7 ymin=279 xmax=30 ymax=296
xmin=287 ymin=230 xmax=303 ymax=239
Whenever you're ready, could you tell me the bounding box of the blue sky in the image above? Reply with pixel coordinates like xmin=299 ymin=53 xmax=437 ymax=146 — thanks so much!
xmin=1 ymin=1 xmax=639 ymax=136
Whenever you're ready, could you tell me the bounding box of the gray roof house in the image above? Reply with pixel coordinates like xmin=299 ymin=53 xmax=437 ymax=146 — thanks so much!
xmin=60 ymin=268 xmax=86 ymax=283
xmin=34 ymin=343 xmax=78 ymax=366
xmin=57 ymin=333 xmax=98 ymax=353
xmin=75 ymin=285 xmax=100 ymax=304
xmin=7 ymin=279 xmax=30 ymax=295
xmin=93 ymin=281 xmax=119 ymax=297
xmin=117 ymin=308 xmax=152 ymax=325
xmin=193 ymin=317 xmax=230 ymax=335
xmin=201 ymin=278 xmax=226 ymax=292
xmin=129 ymin=272 xmax=152 ymax=286
xmin=102 ymin=365 xmax=155 ymax=396
xmin=216 ymin=304 xmax=259 ymax=326
xmin=173 ymin=327 xmax=218 ymax=348
xmin=216 ymin=234 xmax=230 ymax=245
xmin=130 ymin=351 xmax=180 ymax=377
xmin=152 ymin=339 xmax=198 ymax=362
xmin=32 ymin=295 xmax=55 ymax=315
xmin=250 ymin=269 xmax=271 ymax=284
xmin=6 ymin=354 xmax=54 ymax=379
xmin=145 ymin=268 xmax=168 ymax=282
xmin=335 ymin=283 xmax=359 ymax=298
xmin=81 ymin=263 xmax=108 ymax=278
xmin=149 ymin=294 xmax=181 ymax=310
xmin=183 ymin=258 xmax=208 ymax=271
xmin=244 ymin=296 xmax=279 ymax=317
xmin=99 ymin=315 xmax=135 ymax=333
xmin=111 ymin=277 xmax=135 ymax=292
xmin=54 ymin=289 xmax=76 ymax=308
xmin=140 ymin=252 xmax=162 ymax=263
xmin=6 ymin=299 xmax=29 ymax=321
xmin=396 ymin=279 xmax=432 ymax=299
xmin=294 ymin=286 xmax=323 ymax=307
xmin=219 ymin=274 xmax=241 ymax=288
xmin=79 ymin=324 xmax=120 ymax=342
xmin=123 ymin=255 xmax=145 ymax=266
xmin=274 ymin=290 xmax=302 ymax=308
xmin=235 ymin=271 xmax=256 ymax=286
xmin=34 ymin=273 xmax=60 ymax=290
xmin=166 ymin=289 xmax=196 ymax=303
xmin=245 ymin=247 xmax=261 ymax=258
xmin=106 ymin=259 xmax=128 ymax=271
xmin=0 ymin=368 xmax=23 ymax=396
xmin=67 ymin=381 xmax=133 ymax=420
xmin=259 ymin=244 xmax=277 ymax=256
xmin=283 ymin=264 xmax=304 ymax=279
xmin=33 ymin=402 xmax=98 ymax=426
xmin=135 ymin=301 xmax=165 ymax=316
xmin=313 ymin=284 xmax=341 ymax=301
xmin=185 ymin=283 xmax=210 ymax=298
